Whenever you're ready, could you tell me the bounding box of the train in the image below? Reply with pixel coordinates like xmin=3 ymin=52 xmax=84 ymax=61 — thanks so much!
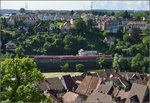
xmin=33 ymin=54 xmax=112 ymax=60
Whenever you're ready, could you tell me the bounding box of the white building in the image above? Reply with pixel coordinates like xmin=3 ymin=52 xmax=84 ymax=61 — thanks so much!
xmin=126 ymin=21 xmax=147 ymax=30
xmin=1 ymin=14 xmax=11 ymax=19
xmin=78 ymin=49 xmax=98 ymax=56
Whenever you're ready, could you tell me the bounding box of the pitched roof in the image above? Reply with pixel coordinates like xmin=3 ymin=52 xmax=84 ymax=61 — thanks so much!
xmin=63 ymin=92 xmax=79 ymax=103
xmin=116 ymin=90 xmax=129 ymax=100
xmin=118 ymin=72 xmax=135 ymax=80
xmin=97 ymin=83 xmax=113 ymax=94
xmin=86 ymin=91 xmax=114 ymax=103
xmin=118 ymin=72 xmax=148 ymax=85
xmin=112 ymin=73 xmax=130 ymax=89
xmin=5 ymin=40 xmax=17 ymax=50
xmin=97 ymin=69 xmax=117 ymax=79
xmin=72 ymin=75 xmax=84 ymax=82
xmin=61 ymin=75 xmax=78 ymax=91
xmin=38 ymin=77 xmax=65 ymax=92
xmin=75 ymin=76 xmax=100 ymax=96
xmin=125 ymin=83 xmax=148 ymax=103
xmin=127 ymin=21 xmax=146 ymax=25
xmin=112 ymin=87 xmax=119 ymax=97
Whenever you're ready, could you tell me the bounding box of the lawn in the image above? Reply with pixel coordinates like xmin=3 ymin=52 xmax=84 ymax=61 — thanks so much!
xmin=2 ymin=29 xmax=16 ymax=36
xmin=43 ymin=72 xmax=83 ymax=78
xmin=55 ymin=22 xmax=64 ymax=28
xmin=43 ymin=71 xmax=98 ymax=78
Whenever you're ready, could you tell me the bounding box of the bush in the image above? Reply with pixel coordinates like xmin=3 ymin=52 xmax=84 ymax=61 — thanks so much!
xmin=75 ymin=64 xmax=85 ymax=72
xmin=60 ymin=63 xmax=69 ymax=72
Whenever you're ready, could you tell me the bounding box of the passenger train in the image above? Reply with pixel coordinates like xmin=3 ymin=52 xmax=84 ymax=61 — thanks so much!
xmin=33 ymin=54 xmax=112 ymax=60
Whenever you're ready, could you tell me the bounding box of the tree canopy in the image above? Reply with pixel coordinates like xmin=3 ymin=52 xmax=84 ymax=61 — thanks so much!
xmin=19 ymin=8 xmax=26 ymax=13
xmin=0 ymin=57 xmax=50 ymax=102
xmin=131 ymin=53 xmax=149 ymax=73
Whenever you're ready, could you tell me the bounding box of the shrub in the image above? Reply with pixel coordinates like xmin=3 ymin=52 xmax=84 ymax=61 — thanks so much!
xmin=75 ymin=64 xmax=85 ymax=72
xmin=60 ymin=63 xmax=69 ymax=72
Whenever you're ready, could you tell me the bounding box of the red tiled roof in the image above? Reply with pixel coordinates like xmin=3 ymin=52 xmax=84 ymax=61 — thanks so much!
xmin=125 ymin=83 xmax=148 ymax=103
xmin=63 ymin=92 xmax=79 ymax=103
xmin=86 ymin=92 xmax=113 ymax=103
xmin=75 ymin=76 xmax=100 ymax=96
xmin=117 ymin=89 xmax=129 ymax=100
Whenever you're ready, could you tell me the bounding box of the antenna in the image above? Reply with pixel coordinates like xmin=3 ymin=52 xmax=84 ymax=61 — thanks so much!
xmin=25 ymin=2 xmax=28 ymax=10
xmin=91 ymin=1 xmax=93 ymax=10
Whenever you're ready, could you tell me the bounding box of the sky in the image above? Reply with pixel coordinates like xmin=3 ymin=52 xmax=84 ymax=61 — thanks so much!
xmin=1 ymin=0 xmax=149 ymax=10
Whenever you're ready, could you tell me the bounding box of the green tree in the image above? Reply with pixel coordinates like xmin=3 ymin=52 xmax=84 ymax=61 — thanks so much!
xmin=124 ymin=10 xmax=130 ymax=18
xmin=115 ymin=11 xmax=130 ymax=19
xmin=63 ymin=35 xmax=87 ymax=54
xmin=123 ymin=34 xmax=132 ymax=43
xmin=112 ymin=53 xmax=124 ymax=70
xmin=15 ymin=45 xmax=25 ymax=58
xmin=131 ymin=53 xmax=149 ymax=73
xmin=0 ymin=57 xmax=50 ymax=102
xmin=98 ymin=58 xmax=107 ymax=69
xmin=86 ymin=17 xmax=93 ymax=32
xmin=19 ymin=8 xmax=26 ymax=13
xmin=74 ymin=18 xmax=86 ymax=35
xmin=70 ymin=10 xmax=74 ymax=16
xmin=111 ymin=12 xmax=115 ymax=16
xmin=60 ymin=63 xmax=69 ymax=72
xmin=129 ymin=28 xmax=141 ymax=43
xmin=75 ymin=64 xmax=85 ymax=72
xmin=103 ymin=30 xmax=110 ymax=36
xmin=0 ymin=18 xmax=7 ymax=28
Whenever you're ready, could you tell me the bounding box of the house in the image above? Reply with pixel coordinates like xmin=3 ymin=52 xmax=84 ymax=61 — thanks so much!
xmin=5 ymin=41 xmax=17 ymax=51
xmin=104 ymin=36 xmax=115 ymax=45
xmin=72 ymin=75 xmax=84 ymax=85
xmin=105 ymin=76 xmax=130 ymax=90
xmin=60 ymin=22 xmax=71 ymax=34
xmin=70 ymin=18 xmax=74 ymax=24
xmin=125 ymin=83 xmax=149 ymax=103
xmin=97 ymin=83 xmax=114 ymax=95
xmin=81 ymin=13 xmax=94 ymax=21
xmin=6 ymin=18 xmax=15 ymax=26
xmin=43 ymin=90 xmax=59 ymax=103
xmin=37 ymin=77 xmax=66 ymax=102
xmin=61 ymin=75 xmax=78 ymax=92
xmin=1 ymin=14 xmax=11 ymax=19
xmin=97 ymin=15 xmax=119 ymax=33
xmin=17 ymin=26 xmax=28 ymax=34
xmin=72 ymin=72 xmax=97 ymax=86
xmin=112 ymin=87 xmax=120 ymax=98
xmin=63 ymin=92 xmax=85 ymax=103
xmin=129 ymin=73 xmax=148 ymax=85
xmin=49 ymin=23 xmax=56 ymax=30
xmin=37 ymin=13 xmax=54 ymax=21
xmin=54 ymin=15 xmax=61 ymax=21
xmin=23 ymin=16 xmax=36 ymax=25
xmin=126 ymin=21 xmax=147 ymax=30
xmin=97 ymin=70 xmax=131 ymax=90
xmin=116 ymin=89 xmax=129 ymax=102
xmin=96 ymin=69 xmax=117 ymax=80
xmin=118 ymin=72 xmax=135 ymax=80
xmin=86 ymin=91 xmax=115 ymax=103
xmin=78 ymin=49 xmax=99 ymax=56
xmin=118 ymin=72 xmax=148 ymax=85
xmin=75 ymin=76 xmax=101 ymax=97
